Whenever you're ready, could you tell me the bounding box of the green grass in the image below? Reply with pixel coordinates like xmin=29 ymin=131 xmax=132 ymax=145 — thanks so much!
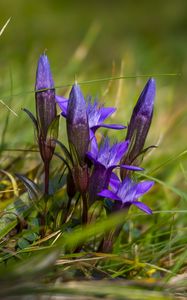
xmin=0 ymin=1 xmax=187 ymax=299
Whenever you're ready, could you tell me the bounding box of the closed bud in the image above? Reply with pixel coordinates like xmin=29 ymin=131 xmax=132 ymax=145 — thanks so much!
xmin=121 ymin=78 xmax=156 ymax=178
xmin=66 ymin=84 xmax=89 ymax=165
xmin=35 ymin=54 xmax=57 ymax=162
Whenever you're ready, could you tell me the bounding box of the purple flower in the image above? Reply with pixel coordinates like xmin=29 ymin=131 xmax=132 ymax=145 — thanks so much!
xmin=87 ymin=138 xmax=128 ymax=170
xmin=86 ymin=99 xmax=125 ymax=133
xmin=120 ymin=78 xmax=156 ymax=178
xmin=86 ymin=99 xmax=126 ymax=151
xmin=66 ymin=84 xmax=90 ymax=165
xmin=87 ymin=137 xmax=142 ymax=204
xmin=87 ymin=137 xmax=143 ymax=172
xmin=56 ymin=93 xmax=126 ymax=148
xmin=66 ymin=84 xmax=90 ymax=194
xmin=98 ymin=176 xmax=154 ymax=214
xmin=35 ymin=54 xmax=57 ymax=162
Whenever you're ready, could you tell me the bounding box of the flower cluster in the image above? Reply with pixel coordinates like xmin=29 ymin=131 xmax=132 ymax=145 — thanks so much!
xmin=54 ymin=64 xmax=156 ymax=221
xmin=26 ymin=54 xmax=156 ymax=241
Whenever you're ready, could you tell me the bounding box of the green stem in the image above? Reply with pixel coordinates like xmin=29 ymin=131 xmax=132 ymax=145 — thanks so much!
xmin=100 ymin=224 xmax=123 ymax=253
xmin=44 ymin=160 xmax=50 ymax=195
xmin=40 ymin=160 xmax=50 ymax=238
xmin=82 ymin=192 xmax=88 ymax=224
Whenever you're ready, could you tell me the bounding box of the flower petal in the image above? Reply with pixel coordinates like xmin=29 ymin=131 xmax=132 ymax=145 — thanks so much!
xmin=56 ymin=95 xmax=68 ymax=117
xmin=135 ymin=181 xmax=154 ymax=198
xmin=98 ymin=107 xmax=116 ymax=122
xmin=109 ymin=140 xmax=129 ymax=166
xmin=98 ymin=189 xmax=121 ymax=201
xmin=92 ymin=123 xmax=126 ymax=131
xmin=120 ymin=165 xmax=144 ymax=171
xmin=109 ymin=173 xmax=121 ymax=192
xmin=131 ymin=201 xmax=152 ymax=214
xmin=86 ymin=151 xmax=97 ymax=163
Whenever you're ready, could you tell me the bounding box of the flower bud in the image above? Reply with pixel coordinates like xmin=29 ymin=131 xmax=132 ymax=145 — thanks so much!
xmin=121 ymin=78 xmax=156 ymax=178
xmin=35 ymin=54 xmax=57 ymax=162
xmin=66 ymin=84 xmax=89 ymax=165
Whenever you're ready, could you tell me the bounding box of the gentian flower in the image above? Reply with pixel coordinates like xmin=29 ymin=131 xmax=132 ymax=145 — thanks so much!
xmin=120 ymin=78 xmax=156 ymax=179
xmin=86 ymin=99 xmax=126 ymax=151
xmin=35 ymin=54 xmax=57 ymax=163
xmin=87 ymin=137 xmax=142 ymax=204
xmin=66 ymin=83 xmax=90 ymax=165
xmin=56 ymin=93 xmax=126 ymax=151
xmin=86 ymin=98 xmax=125 ymax=132
xmin=66 ymin=84 xmax=90 ymax=193
xmin=98 ymin=176 xmax=154 ymax=214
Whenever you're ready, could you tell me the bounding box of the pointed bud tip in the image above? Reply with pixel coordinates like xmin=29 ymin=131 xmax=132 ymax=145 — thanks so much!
xmin=69 ymin=84 xmax=87 ymax=112
xmin=144 ymin=78 xmax=156 ymax=100
xmin=134 ymin=77 xmax=156 ymax=116
xmin=147 ymin=77 xmax=156 ymax=94
xmin=35 ymin=54 xmax=54 ymax=91
xmin=70 ymin=83 xmax=81 ymax=97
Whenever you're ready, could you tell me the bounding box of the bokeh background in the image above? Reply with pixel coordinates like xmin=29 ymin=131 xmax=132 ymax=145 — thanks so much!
xmin=0 ymin=0 xmax=187 ymax=180
xmin=1 ymin=2 xmax=187 ymax=296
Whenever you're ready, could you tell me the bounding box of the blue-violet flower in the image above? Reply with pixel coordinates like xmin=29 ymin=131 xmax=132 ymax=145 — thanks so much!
xmin=35 ymin=54 xmax=57 ymax=162
xmin=66 ymin=84 xmax=90 ymax=165
xmin=98 ymin=176 xmax=154 ymax=214
xmin=87 ymin=137 xmax=142 ymax=204
xmin=120 ymin=78 xmax=156 ymax=178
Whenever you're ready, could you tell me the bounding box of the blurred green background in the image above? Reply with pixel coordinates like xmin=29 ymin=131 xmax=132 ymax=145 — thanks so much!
xmin=0 ymin=0 xmax=187 ymax=160
xmin=0 ymin=2 xmax=187 ymax=296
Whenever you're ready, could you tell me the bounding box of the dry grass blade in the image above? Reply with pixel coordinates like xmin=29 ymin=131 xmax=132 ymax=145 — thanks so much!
xmin=0 ymin=99 xmax=18 ymax=116
xmin=0 ymin=18 xmax=11 ymax=37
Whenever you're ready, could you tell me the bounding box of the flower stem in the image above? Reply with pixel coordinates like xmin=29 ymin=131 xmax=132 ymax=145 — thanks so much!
xmin=44 ymin=160 xmax=50 ymax=195
xmin=99 ymin=224 xmax=123 ymax=252
xmin=40 ymin=160 xmax=50 ymax=238
xmin=82 ymin=192 xmax=88 ymax=224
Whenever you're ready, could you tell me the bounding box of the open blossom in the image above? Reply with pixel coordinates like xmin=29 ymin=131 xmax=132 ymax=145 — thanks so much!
xmin=98 ymin=176 xmax=154 ymax=214
xmin=87 ymin=137 xmax=142 ymax=204
xmin=120 ymin=78 xmax=156 ymax=178
xmin=86 ymin=99 xmax=125 ymax=132
xmin=56 ymin=93 xmax=126 ymax=146
xmin=86 ymin=99 xmax=126 ymax=151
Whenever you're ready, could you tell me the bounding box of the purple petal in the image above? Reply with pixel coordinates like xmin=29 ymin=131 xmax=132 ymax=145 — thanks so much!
xmin=56 ymin=95 xmax=68 ymax=117
xmin=120 ymin=165 xmax=144 ymax=171
xmin=109 ymin=140 xmax=129 ymax=166
xmin=135 ymin=181 xmax=154 ymax=198
xmin=92 ymin=123 xmax=126 ymax=131
xmin=98 ymin=107 xmax=116 ymax=122
xmin=98 ymin=189 xmax=121 ymax=201
xmin=86 ymin=151 xmax=97 ymax=163
xmin=131 ymin=201 xmax=152 ymax=214
xmin=119 ymin=181 xmax=137 ymax=203
xmin=89 ymin=130 xmax=99 ymax=154
xmin=109 ymin=173 xmax=121 ymax=192
xmin=56 ymin=95 xmax=68 ymax=103
xmin=97 ymin=138 xmax=110 ymax=166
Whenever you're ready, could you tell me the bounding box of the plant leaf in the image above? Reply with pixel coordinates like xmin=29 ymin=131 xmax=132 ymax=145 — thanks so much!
xmin=15 ymin=173 xmax=42 ymax=201
xmin=55 ymin=139 xmax=73 ymax=167
xmin=47 ymin=115 xmax=60 ymax=141
xmin=22 ymin=108 xmax=38 ymax=132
